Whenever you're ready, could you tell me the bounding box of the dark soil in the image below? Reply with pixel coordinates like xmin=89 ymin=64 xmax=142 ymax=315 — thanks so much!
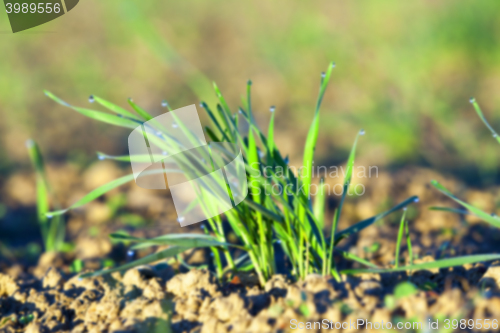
xmin=1 ymin=262 xmax=500 ymax=332
xmin=1 ymin=165 xmax=500 ymax=332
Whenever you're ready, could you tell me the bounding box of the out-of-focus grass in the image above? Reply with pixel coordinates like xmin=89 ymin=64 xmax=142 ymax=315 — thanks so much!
xmin=26 ymin=139 xmax=66 ymax=252
xmin=1 ymin=0 xmax=500 ymax=183
xmin=430 ymin=98 xmax=500 ymax=228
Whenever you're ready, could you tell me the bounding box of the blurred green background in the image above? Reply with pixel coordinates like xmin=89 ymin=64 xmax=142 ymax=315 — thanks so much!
xmin=1 ymin=0 xmax=500 ymax=183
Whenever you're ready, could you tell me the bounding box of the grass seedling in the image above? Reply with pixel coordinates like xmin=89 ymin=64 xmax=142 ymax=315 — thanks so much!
xmin=394 ymin=209 xmax=407 ymax=268
xmin=18 ymin=314 xmax=34 ymax=326
xmin=393 ymin=209 xmax=413 ymax=269
xmin=470 ymin=98 xmax=500 ymax=144
xmin=406 ymin=218 xmax=413 ymax=266
xmin=26 ymin=140 xmax=66 ymax=252
xmin=44 ymin=66 xmax=500 ymax=285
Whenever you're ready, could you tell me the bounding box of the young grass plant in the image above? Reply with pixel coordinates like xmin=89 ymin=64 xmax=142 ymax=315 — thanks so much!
xmin=44 ymin=66 xmax=500 ymax=285
xmin=26 ymin=140 xmax=66 ymax=252
xmin=394 ymin=209 xmax=407 ymax=268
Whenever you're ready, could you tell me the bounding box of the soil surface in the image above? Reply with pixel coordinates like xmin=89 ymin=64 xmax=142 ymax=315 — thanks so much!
xmin=1 ymin=165 xmax=500 ymax=332
xmin=1 ymin=263 xmax=500 ymax=332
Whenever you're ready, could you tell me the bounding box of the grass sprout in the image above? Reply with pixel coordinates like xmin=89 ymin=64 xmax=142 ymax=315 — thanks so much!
xmin=394 ymin=210 xmax=407 ymax=268
xmin=26 ymin=139 xmax=65 ymax=252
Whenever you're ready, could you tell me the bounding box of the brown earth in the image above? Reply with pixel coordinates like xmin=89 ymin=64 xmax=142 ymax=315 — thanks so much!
xmin=1 ymin=262 xmax=500 ymax=332
xmin=1 ymin=165 xmax=500 ymax=332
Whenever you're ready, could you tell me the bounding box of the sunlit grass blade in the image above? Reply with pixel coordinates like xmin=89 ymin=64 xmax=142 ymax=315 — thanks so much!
xmin=469 ymin=98 xmax=500 ymax=144
xmin=96 ymin=152 xmax=167 ymax=163
xmin=205 ymin=126 xmax=221 ymax=142
xmin=132 ymin=239 xmax=234 ymax=250
xmin=46 ymin=169 xmax=182 ymax=217
xmin=93 ymin=95 xmax=141 ymax=120
xmin=225 ymin=210 xmax=266 ymax=285
xmin=337 ymin=250 xmax=379 ymax=269
xmin=110 ymin=233 xmax=215 ymax=242
xmin=246 ymin=80 xmax=254 ymax=123
xmin=44 ymin=91 xmax=139 ymax=129
xmin=201 ymin=102 xmax=231 ymax=142
xmin=301 ymin=62 xmax=335 ymax=197
xmin=243 ymin=198 xmax=283 ymax=223
xmin=395 ymin=210 xmax=407 ymax=268
xmin=334 ymin=196 xmax=418 ymax=244
xmin=341 ymin=253 xmax=500 ymax=275
xmin=26 ymin=139 xmax=65 ymax=252
xmin=327 ymin=131 xmax=361 ymax=275
xmin=431 ymin=180 xmax=500 ymax=228
xmin=80 ymin=246 xmax=190 ymax=278
xmin=26 ymin=139 xmax=50 ymax=249
xmin=213 ymin=82 xmax=232 ymax=115
xmin=429 ymin=206 xmax=470 ymax=215
xmin=247 ymin=128 xmax=272 ymax=275
xmin=405 ymin=220 xmax=413 ymax=266
xmin=267 ymin=108 xmax=275 ymax=158
xmin=313 ymin=178 xmax=326 ymax=229
xmin=109 ymin=233 xmax=240 ymax=249
xmin=128 ymin=98 xmax=155 ymax=121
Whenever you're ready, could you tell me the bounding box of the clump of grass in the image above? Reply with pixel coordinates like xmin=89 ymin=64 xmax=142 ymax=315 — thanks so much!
xmin=43 ymin=65 xmax=500 ymax=285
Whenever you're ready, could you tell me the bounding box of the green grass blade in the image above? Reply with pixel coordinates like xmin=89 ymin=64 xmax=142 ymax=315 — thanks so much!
xmin=201 ymin=102 xmax=231 ymax=142
xmin=335 ymin=196 xmax=418 ymax=244
xmin=338 ymin=250 xmax=379 ymax=269
xmin=44 ymin=91 xmax=139 ymax=129
xmin=313 ymin=178 xmax=326 ymax=229
xmin=267 ymin=108 xmax=275 ymax=158
xmin=246 ymin=80 xmax=254 ymax=122
xmin=395 ymin=210 xmax=407 ymax=268
xmin=431 ymin=180 xmax=500 ymax=228
xmin=301 ymin=62 xmax=335 ymax=197
xmin=96 ymin=152 xmax=167 ymax=163
xmin=130 ymin=235 xmax=237 ymax=250
xmin=213 ymin=82 xmax=232 ymax=116
xmin=26 ymin=140 xmax=65 ymax=252
xmin=247 ymin=128 xmax=271 ymax=275
xmin=327 ymin=131 xmax=361 ymax=275
xmin=243 ymin=198 xmax=283 ymax=223
xmin=247 ymin=129 xmax=262 ymax=202
xmin=93 ymin=95 xmax=141 ymax=120
xmin=110 ymin=233 xmax=216 ymax=242
xmin=127 ymin=98 xmax=154 ymax=121
xmin=205 ymin=126 xmax=221 ymax=142
xmin=470 ymin=98 xmax=500 ymax=144
xmin=46 ymin=169 xmax=182 ymax=217
xmin=405 ymin=220 xmax=413 ymax=266
xmin=26 ymin=140 xmax=50 ymax=249
xmin=429 ymin=206 xmax=470 ymax=215
xmin=80 ymin=246 xmax=190 ymax=278
xmin=341 ymin=254 xmax=500 ymax=275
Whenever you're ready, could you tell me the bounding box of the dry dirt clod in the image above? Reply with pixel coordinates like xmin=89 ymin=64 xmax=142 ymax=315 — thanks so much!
xmin=211 ymin=293 xmax=246 ymax=322
xmin=479 ymin=265 xmax=500 ymax=291
xmin=0 ymin=273 xmax=19 ymax=297
xmin=42 ymin=268 xmax=64 ymax=289
xmin=166 ymin=268 xmax=219 ymax=298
